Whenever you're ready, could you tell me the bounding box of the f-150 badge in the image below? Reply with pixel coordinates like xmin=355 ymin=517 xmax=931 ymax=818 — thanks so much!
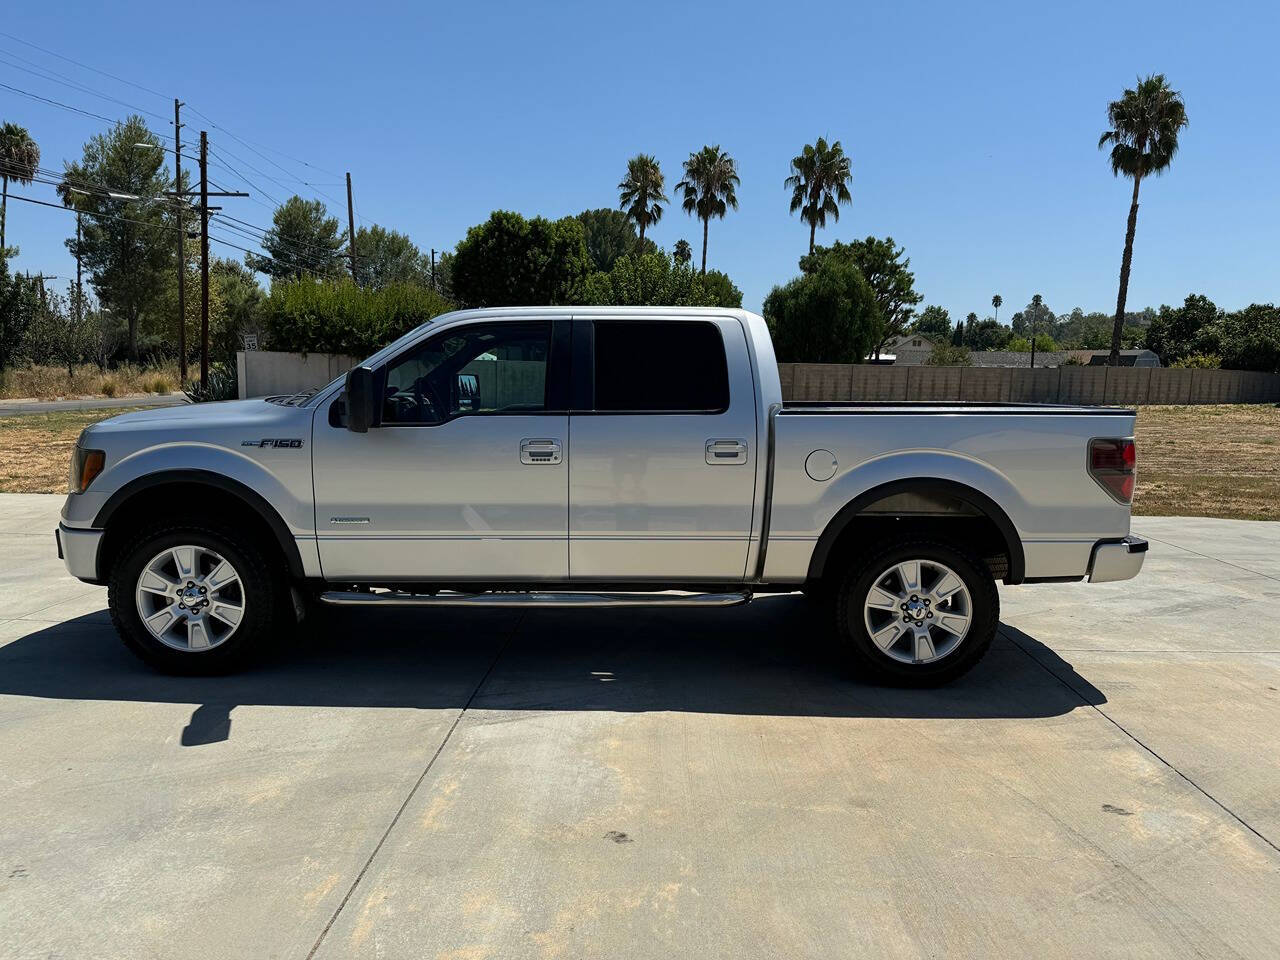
xmin=241 ymin=438 xmax=304 ymax=448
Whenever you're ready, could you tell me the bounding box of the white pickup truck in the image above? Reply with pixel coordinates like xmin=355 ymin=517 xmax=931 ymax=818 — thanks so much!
xmin=57 ymin=307 xmax=1146 ymax=684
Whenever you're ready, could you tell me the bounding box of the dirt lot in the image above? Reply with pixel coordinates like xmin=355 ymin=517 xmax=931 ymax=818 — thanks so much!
xmin=0 ymin=408 xmax=149 ymax=493
xmin=1134 ymin=403 xmax=1280 ymax=520
xmin=2 ymin=403 xmax=1278 ymax=518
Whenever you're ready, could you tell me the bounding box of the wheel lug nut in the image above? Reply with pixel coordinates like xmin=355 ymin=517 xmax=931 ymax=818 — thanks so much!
xmin=927 ymin=612 xmax=933 ymax=619
xmin=911 ymin=595 xmax=918 ymax=602
xmin=924 ymin=599 xmax=930 ymax=605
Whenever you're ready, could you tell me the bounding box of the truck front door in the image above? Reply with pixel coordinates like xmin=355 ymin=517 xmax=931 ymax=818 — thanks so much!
xmin=312 ymin=318 xmax=570 ymax=581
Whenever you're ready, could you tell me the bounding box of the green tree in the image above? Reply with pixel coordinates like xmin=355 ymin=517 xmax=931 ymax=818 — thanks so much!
xmin=58 ymin=116 xmax=175 ymax=360
xmin=574 ymin=208 xmax=655 ymax=272
xmin=352 ymin=224 xmax=430 ymax=289
xmin=1145 ymin=294 xmax=1221 ymax=365
xmin=1016 ymin=293 xmax=1055 ymax=339
xmin=700 ymin=269 xmax=743 ymax=308
xmin=912 ymin=305 xmax=952 ymax=341
xmin=451 ymin=210 xmax=590 ymax=307
xmin=785 ymin=137 xmax=852 ymax=255
xmin=1216 ymin=302 xmax=1280 ymax=372
xmin=1099 ymin=74 xmax=1189 ymax=365
xmin=951 ymin=318 xmax=965 ymax=346
xmin=0 ymin=122 xmax=40 ymax=255
xmin=800 ymin=237 xmax=921 ymax=357
xmin=675 ymin=145 xmax=739 ymax=274
xmin=991 ymin=294 xmax=1002 ymax=325
xmin=672 ymin=238 xmax=692 ymax=267
xmin=578 ymin=251 xmax=732 ymax=307
xmin=964 ymin=317 xmax=1013 ymax=351
xmin=617 ymin=154 xmax=668 ymax=247
xmin=247 ymin=195 xmax=345 ymax=281
xmin=763 ymin=258 xmax=880 ymax=363
xmin=0 ymin=257 xmax=39 ymax=370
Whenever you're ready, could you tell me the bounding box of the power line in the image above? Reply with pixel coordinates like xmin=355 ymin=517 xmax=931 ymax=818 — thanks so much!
xmin=5 ymin=190 xmax=179 ymax=233
xmin=0 ymin=29 xmax=170 ymax=102
xmin=0 ymin=51 xmax=170 ymax=122
xmin=0 ymin=79 xmax=122 ymax=126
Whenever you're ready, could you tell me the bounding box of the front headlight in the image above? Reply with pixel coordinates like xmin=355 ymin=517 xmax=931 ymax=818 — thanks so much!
xmin=69 ymin=442 xmax=106 ymax=494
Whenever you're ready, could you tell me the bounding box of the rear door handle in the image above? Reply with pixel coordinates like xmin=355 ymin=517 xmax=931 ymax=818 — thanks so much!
xmin=705 ymin=438 xmax=748 ymax=465
xmin=520 ymin=438 xmax=562 ymax=465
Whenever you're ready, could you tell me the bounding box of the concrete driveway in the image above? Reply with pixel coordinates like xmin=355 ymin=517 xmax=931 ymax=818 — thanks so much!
xmin=1 ymin=493 xmax=1277 ymax=959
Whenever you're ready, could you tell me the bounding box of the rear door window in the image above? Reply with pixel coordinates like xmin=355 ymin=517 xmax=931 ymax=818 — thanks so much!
xmin=592 ymin=320 xmax=730 ymax=413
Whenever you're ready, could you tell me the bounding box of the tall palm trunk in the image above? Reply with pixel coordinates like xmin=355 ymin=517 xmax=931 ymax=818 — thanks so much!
xmin=1110 ymin=174 xmax=1142 ymax=365
xmin=638 ymin=217 xmax=646 ymax=247
xmin=700 ymin=218 xmax=708 ymax=275
xmin=808 ymin=220 xmax=816 ymax=255
xmin=1 ymin=175 xmax=7 ymax=251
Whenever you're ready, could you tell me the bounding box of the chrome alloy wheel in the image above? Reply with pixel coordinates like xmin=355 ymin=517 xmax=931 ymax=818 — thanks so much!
xmin=134 ymin=545 xmax=246 ymax=652
xmin=862 ymin=559 xmax=973 ymax=665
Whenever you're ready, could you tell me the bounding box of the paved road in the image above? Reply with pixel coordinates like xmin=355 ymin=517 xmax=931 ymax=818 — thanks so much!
xmin=1 ymin=494 xmax=1277 ymax=959
xmin=0 ymin=393 xmax=188 ymax=416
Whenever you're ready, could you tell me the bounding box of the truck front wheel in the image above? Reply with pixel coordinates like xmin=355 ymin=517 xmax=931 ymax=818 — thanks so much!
xmin=107 ymin=520 xmax=284 ymax=674
xmin=832 ymin=538 xmax=999 ymax=686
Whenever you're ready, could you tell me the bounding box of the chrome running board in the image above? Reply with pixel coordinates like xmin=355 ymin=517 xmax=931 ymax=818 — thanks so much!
xmin=319 ymin=590 xmax=752 ymax=609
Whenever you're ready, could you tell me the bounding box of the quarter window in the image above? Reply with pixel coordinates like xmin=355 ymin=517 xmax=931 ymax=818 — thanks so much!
xmin=592 ymin=320 xmax=730 ymax=412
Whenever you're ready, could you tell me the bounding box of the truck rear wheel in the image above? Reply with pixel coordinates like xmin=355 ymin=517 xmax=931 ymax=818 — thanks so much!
xmin=107 ymin=520 xmax=284 ymax=674
xmin=831 ymin=538 xmax=999 ymax=686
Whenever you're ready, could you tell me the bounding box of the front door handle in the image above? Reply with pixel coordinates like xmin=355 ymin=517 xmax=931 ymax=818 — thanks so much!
xmin=705 ymin=438 xmax=748 ymax=465
xmin=520 ymin=438 xmax=562 ymax=465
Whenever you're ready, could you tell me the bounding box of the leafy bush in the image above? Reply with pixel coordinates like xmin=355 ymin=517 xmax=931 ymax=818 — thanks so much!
xmin=183 ymin=362 xmax=239 ymax=403
xmin=763 ymin=258 xmax=882 ymax=363
xmin=261 ymin=279 xmax=453 ymax=357
xmin=925 ymin=343 xmax=972 ymax=366
xmin=1170 ymin=352 xmax=1221 ymax=369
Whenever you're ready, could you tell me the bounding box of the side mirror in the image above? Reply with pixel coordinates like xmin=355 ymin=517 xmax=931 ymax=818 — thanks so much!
xmin=345 ymin=366 xmax=376 ymax=433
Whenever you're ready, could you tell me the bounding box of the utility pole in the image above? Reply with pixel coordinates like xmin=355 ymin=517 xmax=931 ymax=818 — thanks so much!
xmin=174 ymin=99 xmax=186 ymax=383
xmin=345 ymin=171 xmax=358 ymax=283
xmin=75 ymin=213 xmax=82 ymax=313
xmin=191 ymin=130 xmax=248 ymax=390
xmin=430 ymin=248 xmax=436 ymax=291
xmin=200 ymin=130 xmax=210 ymax=389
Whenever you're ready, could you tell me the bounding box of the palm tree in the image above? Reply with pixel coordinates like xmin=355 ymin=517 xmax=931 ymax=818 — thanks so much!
xmin=991 ymin=294 xmax=1002 ymax=325
xmin=784 ymin=137 xmax=852 ymax=255
xmin=0 ymin=123 xmax=41 ymax=253
xmin=675 ymin=145 xmax=740 ymax=274
xmin=673 ymin=238 xmax=692 ymax=267
xmin=617 ymin=154 xmax=668 ymax=247
xmin=1098 ymin=75 xmax=1188 ymax=365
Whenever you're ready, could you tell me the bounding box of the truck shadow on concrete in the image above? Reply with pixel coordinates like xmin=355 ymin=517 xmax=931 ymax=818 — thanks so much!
xmin=0 ymin=595 xmax=1104 ymax=746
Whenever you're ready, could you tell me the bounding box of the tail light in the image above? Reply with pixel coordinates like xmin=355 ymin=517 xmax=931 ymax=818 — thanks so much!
xmin=1088 ymin=438 xmax=1136 ymax=504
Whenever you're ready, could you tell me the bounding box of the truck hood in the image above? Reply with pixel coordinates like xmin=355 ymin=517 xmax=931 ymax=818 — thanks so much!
xmin=88 ymin=397 xmax=292 ymax=432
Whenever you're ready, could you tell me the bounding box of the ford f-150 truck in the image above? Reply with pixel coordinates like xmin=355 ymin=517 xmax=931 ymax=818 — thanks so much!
xmin=57 ymin=307 xmax=1146 ymax=684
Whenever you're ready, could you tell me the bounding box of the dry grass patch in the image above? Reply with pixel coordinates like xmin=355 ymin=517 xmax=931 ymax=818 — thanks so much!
xmin=1134 ymin=404 xmax=1280 ymax=521
xmin=0 ymin=408 xmax=151 ymax=494
xmin=0 ymin=363 xmax=181 ymax=401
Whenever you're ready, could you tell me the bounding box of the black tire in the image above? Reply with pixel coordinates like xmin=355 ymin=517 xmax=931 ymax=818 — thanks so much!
xmin=107 ymin=519 xmax=285 ymax=675
xmin=831 ymin=537 xmax=999 ymax=686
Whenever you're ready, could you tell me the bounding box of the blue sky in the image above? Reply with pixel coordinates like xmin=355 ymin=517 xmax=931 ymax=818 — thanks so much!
xmin=2 ymin=0 xmax=1277 ymax=319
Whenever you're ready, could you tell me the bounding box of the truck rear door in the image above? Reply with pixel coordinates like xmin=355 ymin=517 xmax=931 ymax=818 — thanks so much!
xmin=568 ymin=316 xmax=757 ymax=581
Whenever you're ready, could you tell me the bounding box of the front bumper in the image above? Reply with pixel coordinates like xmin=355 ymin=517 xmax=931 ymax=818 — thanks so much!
xmin=57 ymin=524 xmax=104 ymax=583
xmin=1088 ymin=535 xmax=1148 ymax=583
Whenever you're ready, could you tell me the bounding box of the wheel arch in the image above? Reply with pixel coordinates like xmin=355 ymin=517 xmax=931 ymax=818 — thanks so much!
xmin=806 ymin=477 xmax=1025 ymax=585
xmin=94 ymin=470 xmax=305 ymax=580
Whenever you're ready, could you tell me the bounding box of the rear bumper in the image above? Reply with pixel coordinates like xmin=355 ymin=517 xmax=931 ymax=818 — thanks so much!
xmin=57 ymin=524 xmax=104 ymax=583
xmin=1088 ymin=535 xmax=1148 ymax=583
